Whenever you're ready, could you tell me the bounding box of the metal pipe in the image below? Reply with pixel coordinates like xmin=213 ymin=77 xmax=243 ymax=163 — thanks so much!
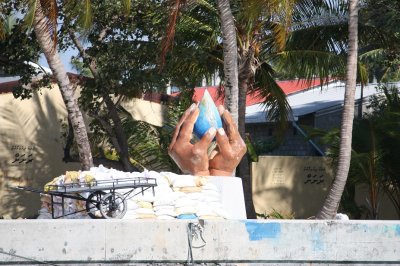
xmin=291 ymin=121 xmax=325 ymax=156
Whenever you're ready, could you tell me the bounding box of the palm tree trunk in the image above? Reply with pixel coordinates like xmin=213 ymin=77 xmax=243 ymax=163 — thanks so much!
xmin=216 ymin=0 xmax=239 ymax=125
xmin=33 ymin=1 xmax=93 ymax=170
xmin=316 ymin=0 xmax=359 ymax=219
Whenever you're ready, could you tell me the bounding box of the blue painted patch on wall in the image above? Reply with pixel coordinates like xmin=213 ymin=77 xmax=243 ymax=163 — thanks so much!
xmin=243 ymin=221 xmax=281 ymax=241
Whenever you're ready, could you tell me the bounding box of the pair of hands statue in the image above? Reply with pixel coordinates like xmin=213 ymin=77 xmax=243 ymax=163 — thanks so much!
xmin=168 ymin=103 xmax=247 ymax=176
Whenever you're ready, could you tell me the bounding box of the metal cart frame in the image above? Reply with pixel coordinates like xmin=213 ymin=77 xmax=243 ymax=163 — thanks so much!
xmin=15 ymin=177 xmax=157 ymax=219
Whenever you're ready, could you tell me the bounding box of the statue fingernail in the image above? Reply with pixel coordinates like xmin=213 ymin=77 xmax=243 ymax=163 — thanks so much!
xmin=189 ymin=103 xmax=196 ymax=112
xmin=218 ymin=128 xmax=225 ymax=135
xmin=218 ymin=105 xmax=225 ymax=115
xmin=208 ymin=127 xmax=216 ymax=136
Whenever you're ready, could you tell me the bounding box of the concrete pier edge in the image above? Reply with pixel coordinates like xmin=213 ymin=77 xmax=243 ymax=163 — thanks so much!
xmin=0 ymin=219 xmax=399 ymax=264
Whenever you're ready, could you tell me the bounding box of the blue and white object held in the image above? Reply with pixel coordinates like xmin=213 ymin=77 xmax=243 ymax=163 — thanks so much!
xmin=193 ymin=89 xmax=223 ymax=139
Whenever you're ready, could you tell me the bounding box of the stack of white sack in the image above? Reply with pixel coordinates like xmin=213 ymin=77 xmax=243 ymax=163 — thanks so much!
xmin=37 ymin=166 xmax=229 ymax=219
xmin=162 ymin=172 xmax=229 ymax=219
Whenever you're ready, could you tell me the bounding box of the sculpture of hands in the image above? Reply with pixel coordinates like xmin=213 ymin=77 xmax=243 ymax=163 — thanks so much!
xmin=168 ymin=103 xmax=247 ymax=176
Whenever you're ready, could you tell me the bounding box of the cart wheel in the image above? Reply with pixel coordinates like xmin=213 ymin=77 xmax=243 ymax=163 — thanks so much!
xmin=99 ymin=192 xmax=127 ymax=219
xmin=86 ymin=191 xmax=106 ymax=219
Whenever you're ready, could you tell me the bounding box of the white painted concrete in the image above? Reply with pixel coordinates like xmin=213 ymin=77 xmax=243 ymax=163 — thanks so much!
xmin=0 ymin=220 xmax=399 ymax=264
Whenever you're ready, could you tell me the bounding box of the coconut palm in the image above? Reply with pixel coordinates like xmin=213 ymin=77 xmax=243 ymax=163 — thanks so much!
xmin=25 ymin=0 xmax=94 ymax=170
xmin=18 ymin=0 xmax=132 ymax=170
xmin=316 ymin=0 xmax=359 ymax=219
xmin=160 ymin=0 xmax=327 ymax=217
xmin=216 ymin=0 xmax=239 ymax=124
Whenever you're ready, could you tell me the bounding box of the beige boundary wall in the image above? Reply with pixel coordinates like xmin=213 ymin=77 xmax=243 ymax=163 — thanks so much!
xmin=0 ymin=86 xmax=81 ymax=218
xmin=0 ymin=86 xmax=166 ymax=219
xmin=252 ymin=155 xmax=398 ymax=219
xmin=252 ymin=156 xmax=334 ymax=219
xmin=121 ymin=98 xmax=167 ymax=127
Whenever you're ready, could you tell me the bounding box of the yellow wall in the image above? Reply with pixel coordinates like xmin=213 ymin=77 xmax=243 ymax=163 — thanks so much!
xmin=0 ymin=86 xmax=167 ymax=219
xmin=252 ymin=155 xmax=398 ymax=219
xmin=0 ymin=86 xmax=81 ymax=218
xmin=121 ymin=98 xmax=166 ymax=127
xmin=252 ymin=156 xmax=334 ymax=219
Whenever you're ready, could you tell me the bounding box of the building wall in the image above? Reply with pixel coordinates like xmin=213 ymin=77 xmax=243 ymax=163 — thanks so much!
xmin=246 ymin=123 xmax=318 ymax=156
xmin=315 ymin=107 xmax=343 ymax=131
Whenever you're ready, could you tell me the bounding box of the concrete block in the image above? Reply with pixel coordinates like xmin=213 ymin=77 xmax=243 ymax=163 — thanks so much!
xmin=0 ymin=220 xmax=398 ymax=264
xmin=105 ymin=220 xmax=187 ymax=261
xmin=0 ymin=220 xmax=105 ymax=263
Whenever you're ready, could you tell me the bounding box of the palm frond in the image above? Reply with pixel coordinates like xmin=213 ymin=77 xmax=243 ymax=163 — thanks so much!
xmin=241 ymin=0 xmax=296 ymax=51
xmin=186 ymin=0 xmax=217 ymax=14
xmin=358 ymin=48 xmax=385 ymax=61
xmin=122 ymin=0 xmax=131 ymax=15
xmin=252 ymin=63 xmax=292 ymax=138
xmin=41 ymin=0 xmax=58 ymax=44
xmin=116 ymin=106 xmax=178 ymax=172
xmin=24 ymin=0 xmax=38 ymax=30
xmin=27 ymin=0 xmax=58 ymax=50
xmin=357 ymin=61 xmax=368 ymax=85
xmin=276 ymin=50 xmax=345 ymax=82
xmin=179 ymin=14 xmax=214 ymax=37
xmin=82 ymin=0 xmax=92 ymax=29
xmin=64 ymin=0 xmax=92 ymax=30
xmin=270 ymin=21 xmax=288 ymax=51
xmin=292 ymin=0 xmax=347 ymax=31
xmin=0 ymin=16 xmax=5 ymax=40
xmin=243 ymin=0 xmax=296 ymax=20
xmin=159 ymin=0 xmax=187 ymax=69
xmin=287 ymin=23 xmax=348 ymax=54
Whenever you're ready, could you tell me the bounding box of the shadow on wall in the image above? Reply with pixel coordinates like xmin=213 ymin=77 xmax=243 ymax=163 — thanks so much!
xmin=0 ymin=88 xmax=80 ymax=219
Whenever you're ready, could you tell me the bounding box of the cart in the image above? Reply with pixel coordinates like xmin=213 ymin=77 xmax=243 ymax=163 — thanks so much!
xmin=15 ymin=177 xmax=157 ymax=219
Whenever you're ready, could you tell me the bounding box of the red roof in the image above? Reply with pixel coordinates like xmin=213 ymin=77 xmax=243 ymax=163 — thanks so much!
xmin=0 ymin=80 xmax=18 ymax=94
xmin=173 ymin=79 xmax=325 ymax=107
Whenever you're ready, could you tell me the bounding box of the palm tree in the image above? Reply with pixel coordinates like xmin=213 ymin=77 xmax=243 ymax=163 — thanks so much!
xmin=216 ymin=0 xmax=239 ymax=124
xmin=31 ymin=0 xmax=93 ymax=170
xmin=316 ymin=0 xmax=359 ymax=219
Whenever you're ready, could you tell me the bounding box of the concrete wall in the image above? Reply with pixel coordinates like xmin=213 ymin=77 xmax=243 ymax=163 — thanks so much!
xmin=252 ymin=156 xmax=399 ymax=220
xmin=0 ymin=87 xmax=81 ymax=219
xmin=0 ymin=86 xmax=167 ymax=219
xmin=252 ymin=156 xmax=334 ymax=218
xmin=0 ymin=220 xmax=398 ymax=264
xmin=121 ymin=98 xmax=166 ymax=127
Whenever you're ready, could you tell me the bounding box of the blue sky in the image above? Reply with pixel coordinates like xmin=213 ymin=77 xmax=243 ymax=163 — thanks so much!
xmin=39 ymin=47 xmax=78 ymax=74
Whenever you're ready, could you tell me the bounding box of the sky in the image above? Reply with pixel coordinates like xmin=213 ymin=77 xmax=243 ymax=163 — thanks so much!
xmin=39 ymin=47 xmax=78 ymax=74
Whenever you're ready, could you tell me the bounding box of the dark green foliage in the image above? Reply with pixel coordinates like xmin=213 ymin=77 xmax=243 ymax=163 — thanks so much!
xmin=306 ymin=85 xmax=400 ymax=219
xmin=359 ymin=0 xmax=400 ymax=82
xmin=256 ymin=208 xmax=295 ymax=219
xmin=0 ymin=13 xmax=45 ymax=99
